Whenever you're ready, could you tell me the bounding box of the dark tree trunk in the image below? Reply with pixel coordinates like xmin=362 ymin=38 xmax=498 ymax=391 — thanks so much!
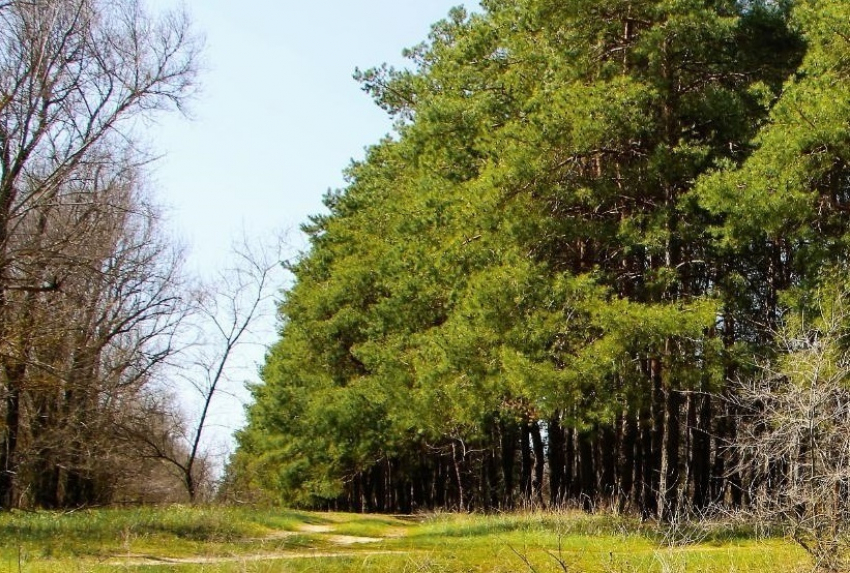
xmin=600 ymin=423 xmax=618 ymax=503
xmin=548 ymin=413 xmax=566 ymax=507
xmin=500 ymin=421 xmax=516 ymax=509
xmin=578 ymin=429 xmax=596 ymax=512
xmin=565 ymin=426 xmax=575 ymax=500
xmin=714 ymin=311 xmax=742 ymax=507
xmin=487 ymin=440 xmax=500 ymax=509
xmin=355 ymin=472 xmax=364 ymax=513
xmin=619 ymin=413 xmax=638 ymax=513
xmin=691 ymin=393 xmax=711 ymax=510
xmin=531 ymin=420 xmax=545 ymax=507
xmin=520 ymin=418 xmax=533 ymax=504
xmin=0 ymin=362 xmax=24 ymax=508
xmin=372 ymin=463 xmax=385 ymax=512
xmin=640 ymin=357 xmax=665 ymax=519
xmin=727 ymin=407 xmax=743 ymax=508
xmin=633 ymin=411 xmax=646 ymax=511
xmin=660 ymin=387 xmax=681 ymax=520
xmin=435 ymin=454 xmax=447 ymax=508
xmin=711 ymin=409 xmax=727 ymax=505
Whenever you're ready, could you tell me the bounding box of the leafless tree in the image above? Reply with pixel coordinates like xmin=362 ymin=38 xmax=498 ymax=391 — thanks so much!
xmin=8 ymin=167 xmax=190 ymax=507
xmin=735 ymin=288 xmax=850 ymax=572
xmin=130 ymin=235 xmax=285 ymax=502
xmin=0 ymin=0 xmax=200 ymax=508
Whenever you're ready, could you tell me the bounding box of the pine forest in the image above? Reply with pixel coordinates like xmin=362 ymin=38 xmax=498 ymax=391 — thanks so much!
xmin=231 ymin=0 xmax=850 ymax=525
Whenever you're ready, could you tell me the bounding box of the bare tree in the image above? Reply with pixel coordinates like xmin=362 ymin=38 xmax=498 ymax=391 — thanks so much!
xmin=0 ymin=0 xmax=199 ymax=258
xmin=0 ymin=0 xmax=200 ymax=508
xmin=132 ymin=235 xmax=284 ymax=502
xmin=10 ymin=167 xmax=190 ymax=507
xmin=735 ymin=287 xmax=850 ymax=572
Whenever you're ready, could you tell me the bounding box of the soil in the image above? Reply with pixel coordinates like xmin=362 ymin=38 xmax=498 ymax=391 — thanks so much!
xmin=108 ymin=521 xmax=405 ymax=566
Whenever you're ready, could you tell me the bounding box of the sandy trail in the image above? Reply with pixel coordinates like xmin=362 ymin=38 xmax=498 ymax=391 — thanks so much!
xmin=298 ymin=524 xmax=334 ymax=534
xmin=109 ymin=521 xmax=405 ymax=566
xmin=112 ymin=550 xmax=404 ymax=566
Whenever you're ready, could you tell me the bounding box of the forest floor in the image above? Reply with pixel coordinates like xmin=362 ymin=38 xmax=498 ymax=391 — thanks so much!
xmin=0 ymin=505 xmax=810 ymax=572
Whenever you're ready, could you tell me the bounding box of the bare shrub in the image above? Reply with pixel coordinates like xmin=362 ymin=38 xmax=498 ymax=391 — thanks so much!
xmin=735 ymin=286 xmax=850 ymax=571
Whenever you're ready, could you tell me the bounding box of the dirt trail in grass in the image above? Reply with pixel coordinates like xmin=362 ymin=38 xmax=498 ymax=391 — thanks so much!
xmin=296 ymin=523 xmax=384 ymax=544
xmin=109 ymin=522 xmax=406 ymax=566
xmin=298 ymin=524 xmax=334 ymax=534
xmin=112 ymin=550 xmax=404 ymax=566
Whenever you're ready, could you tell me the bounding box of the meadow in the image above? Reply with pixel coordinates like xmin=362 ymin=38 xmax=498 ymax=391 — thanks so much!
xmin=0 ymin=506 xmax=809 ymax=572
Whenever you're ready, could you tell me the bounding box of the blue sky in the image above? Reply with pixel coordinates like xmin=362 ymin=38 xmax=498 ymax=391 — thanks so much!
xmin=145 ymin=0 xmax=479 ymax=453
xmin=150 ymin=0 xmax=478 ymax=271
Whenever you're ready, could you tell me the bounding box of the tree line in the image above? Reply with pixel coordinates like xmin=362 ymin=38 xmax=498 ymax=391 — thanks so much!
xmin=230 ymin=0 xmax=850 ymax=521
xmin=0 ymin=0 xmax=280 ymax=510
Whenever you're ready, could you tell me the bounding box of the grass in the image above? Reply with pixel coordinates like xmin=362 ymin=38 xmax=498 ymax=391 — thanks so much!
xmin=0 ymin=506 xmax=810 ymax=572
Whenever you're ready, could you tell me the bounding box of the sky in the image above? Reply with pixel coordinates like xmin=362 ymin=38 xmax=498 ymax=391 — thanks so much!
xmin=149 ymin=0 xmax=478 ymax=269
xmin=144 ymin=0 xmax=479 ymax=457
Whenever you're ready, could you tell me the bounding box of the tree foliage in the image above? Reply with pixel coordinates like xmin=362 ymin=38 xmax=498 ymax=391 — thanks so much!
xmin=233 ymin=0 xmax=850 ymax=522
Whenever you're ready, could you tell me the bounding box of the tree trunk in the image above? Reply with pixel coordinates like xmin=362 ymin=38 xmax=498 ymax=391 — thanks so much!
xmin=600 ymin=423 xmax=618 ymax=504
xmin=531 ymin=420 xmax=545 ymax=507
xmin=690 ymin=392 xmax=711 ymax=510
xmin=0 ymin=363 xmax=23 ymax=508
xmin=500 ymin=420 xmax=516 ymax=508
xmin=660 ymin=387 xmax=681 ymax=520
xmin=578 ymin=429 xmax=596 ymax=512
xmin=640 ymin=357 xmax=665 ymax=519
xmin=548 ymin=413 xmax=566 ymax=507
xmin=619 ymin=413 xmax=638 ymax=513
xmin=565 ymin=426 xmax=576 ymax=500
xmin=520 ymin=418 xmax=533 ymax=504
xmin=451 ymin=441 xmax=465 ymax=511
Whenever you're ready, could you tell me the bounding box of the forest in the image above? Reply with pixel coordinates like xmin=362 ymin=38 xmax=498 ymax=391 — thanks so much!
xmin=229 ymin=0 xmax=850 ymax=535
xmin=7 ymin=0 xmax=850 ymax=552
xmin=7 ymin=0 xmax=850 ymax=570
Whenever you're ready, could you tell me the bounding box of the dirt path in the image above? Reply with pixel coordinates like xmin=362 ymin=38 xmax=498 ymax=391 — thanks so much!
xmin=296 ymin=523 xmax=384 ymax=544
xmin=112 ymin=550 xmax=405 ymax=566
xmin=109 ymin=521 xmax=406 ymax=566
xmin=298 ymin=524 xmax=334 ymax=534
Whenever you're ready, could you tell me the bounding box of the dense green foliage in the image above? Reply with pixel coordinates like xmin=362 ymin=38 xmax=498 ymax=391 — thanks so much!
xmin=233 ymin=0 xmax=850 ymax=517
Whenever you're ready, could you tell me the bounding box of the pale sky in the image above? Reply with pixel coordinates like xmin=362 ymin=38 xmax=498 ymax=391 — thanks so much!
xmin=150 ymin=0 xmax=478 ymax=269
xmin=145 ymin=1 xmax=479 ymax=457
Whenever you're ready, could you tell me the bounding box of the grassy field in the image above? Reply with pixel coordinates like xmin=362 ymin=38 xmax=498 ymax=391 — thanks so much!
xmin=0 ymin=506 xmax=809 ymax=572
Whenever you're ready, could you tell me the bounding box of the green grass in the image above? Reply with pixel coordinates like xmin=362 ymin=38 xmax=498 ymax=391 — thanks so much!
xmin=0 ymin=506 xmax=810 ymax=572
